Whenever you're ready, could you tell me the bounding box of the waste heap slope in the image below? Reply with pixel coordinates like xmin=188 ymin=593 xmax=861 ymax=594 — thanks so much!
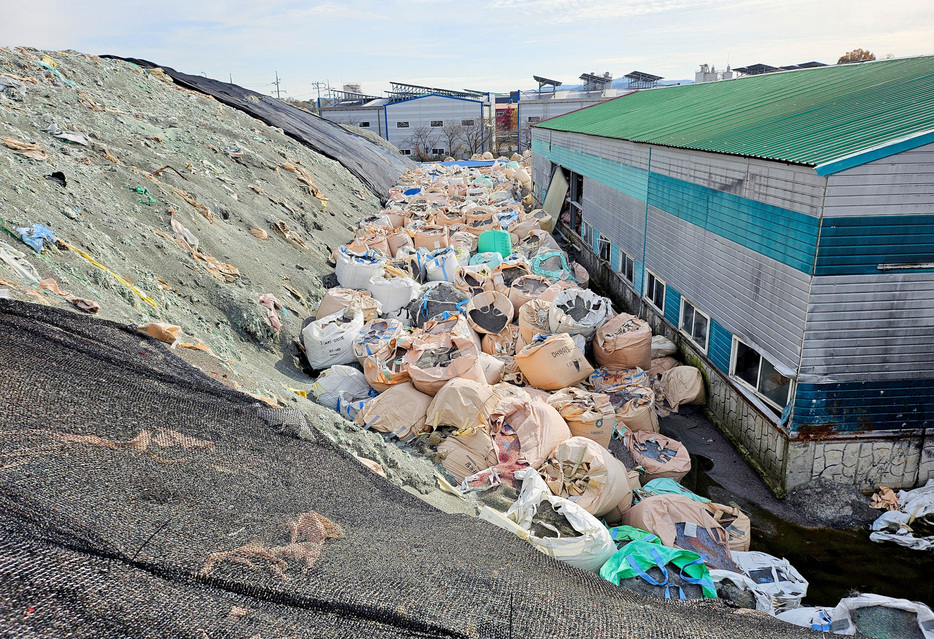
xmin=0 ymin=299 xmax=815 ymax=639
xmin=107 ymin=55 xmax=415 ymax=199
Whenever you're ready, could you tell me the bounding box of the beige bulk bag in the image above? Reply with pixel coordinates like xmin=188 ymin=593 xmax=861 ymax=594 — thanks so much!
xmin=651 ymin=334 xmax=678 ymax=358
xmin=420 ymin=313 xmax=482 ymax=351
xmin=530 ymin=208 xmax=554 ymax=233
xmin=593 ymin=313 xmax=652 ymax=370
xmin=481 ymin=324 xmax=521 ymax=357
xmin=464 ymin=211 xmax=500 ymax=236
xmin=539 ymin=280 xmax=578 ymax=303
xmin=354 ymin=382 xmax=432 ymax=441
xmin=354 ymin=228 xmax=391 ymax=257
xmin=492 ymin=382 xmax=532 ymax=403
xmin=453 ymin=265 xmax=494 ymax=297
xmin=546 ymin=387 xmax=617 ymax=448
xmin=660 ymin=366 xmax=706 ymax=411
xmin=316 ymin=288 xmax=383 ymax=322
xmin=449 ymin=230 xmax=478 ymax=253
xmin=478 ymin=352 xmax=506 ymax=384
xmin=433 ymin=209 xmax=464 ymax=227
xmin=362 ymin=343 xmax=411 ymax=392
xmin=508 ymin=275 xmax=551 ymax=314
xmin=510 ymin=218 xmax=541 ymax=242
xmin=646 ymin=356 xmax=680 ymax=379
xmin=612 ymin=385 xmax=659 ymax=433
xmin=516 ymin=229 xmax=561 ymax=257
xmin=627 ymin=431 xmax=692 ymax=485
xmin=515 ymin=333 xmax=594 ymax=391
xmin=413 ymin=225 xmax=450 ymax=251
xmin=465 ymin=291 xmax=514 ymax=335
xmin=491 ymin=260 xmax=532 ymax=293
xmin=426 ymin=377 xmax=499 ymax=431
xmin=437 ymin=430 xmax=499 ymax=483
xmin=499 ymin=355 xmax=524 ymax=386
xmin=382 ymin=210 xmax=406 ymax=229
xmin=548 ymin=288 xmax=612 ymax=340
xmin=352 ymin=318 xmax=405 ymax=363
xmin=402 ymin=334 xmax=487 ymax=396
xmin=386 ymin=229 xmax=414 ymax=257
xmin=622 ymin=494 xmax=737 ymax=572
xmin=706 ymin=503 xmax=752 ymax=553
xmin=539 ymin=436 xmax=633 ymax=521
xmin=491 ymin=398 xmax=571 ymax=468
xmin=571 ymin=262 xmax=590 ymax=288
xmin=518 ymin=299 xmax=552 ymax=344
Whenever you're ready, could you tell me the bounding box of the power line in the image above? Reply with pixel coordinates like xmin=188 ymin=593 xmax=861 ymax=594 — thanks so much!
xmin=272 ymin=71 xmax=282 ymax=99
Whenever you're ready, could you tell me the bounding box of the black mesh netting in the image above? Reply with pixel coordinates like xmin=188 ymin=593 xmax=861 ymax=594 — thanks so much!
xmin=0 ymin=300 xmax=813 ymax=638
xmin=103 ymin=56 xmax=414 ymax=201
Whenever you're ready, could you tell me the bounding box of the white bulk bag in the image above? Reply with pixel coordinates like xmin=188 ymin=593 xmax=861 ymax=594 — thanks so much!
xmin=829 ymin=594 xmax=934 ymax=638
xmin=425 ymin=247 xmax=460 ymax=282
xmin=732 ymin=551 xmax=809 ymax=615
xmin=548 ymin=288 xmax=612 ymax=340
xmin=336 ymin=246 xmax=386 ymax=289
xmin=302 ymin=308 xmax=366 ymax=369
xmin=310 ymin=364 xmax=372 ymax=411
xmin=478 ymin=468 xmax=616 ymax=573
xmin=367 ymin=273 xmax=419 ymax=315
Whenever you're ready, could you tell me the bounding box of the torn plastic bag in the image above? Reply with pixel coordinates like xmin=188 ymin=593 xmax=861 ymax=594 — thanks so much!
xmin=449 ymin=230 xmax=478 ymax=253
xmin=548 ymin=288 xmax=612 ymax=340
xmin=588 ymin=367 xmax=649 ymax=393
xmin=515 ymin=333 xmax=594 ymax=392
xmin=627 ymin=431 xmax=691 ymax=484
xmin=478 ymin=352 xmax=505 ymax=384
xmin=870 ymin=478 xmax=934 ymax=551
xmin=15 ymin=223 xmax=56 ymax=253
xmin=732 ymin=550 xmax=808 ymax=614
xmin=601 ymin=526 xmax=717 ymax=600
xmin=593 ymin=313 xmax=652 ymax=371
xmin=465 ymin=290 xmax=514 ymax=335
xmin=302 ymin=308 xmax=366 ymax=369
xmin=335 ymin=246 xmax=385 ymax=290
xmin=546 ymin=388 xmax=616 ymax=449
xmin=310 ymin=365 xmax=372 ymax=411
xmin=491 ymin=398 xmax=571 ymax=469
xmin=507 ymin=274 xmax=550 ymax=314
xmin=315 ymin=287 xmax=383 ymax=322
xmin=479 ymin=468 xmax=616 ymax=573
xmin=705 ymin=502 xmax=751 ymax=553
xmin=516 ymin=229 xmax=560 ymax=257
xmin=367 ymin=272 xmax=419 ymax=315
xmin=622 ymin=495 xmax=738 ymax=572
xmin=437 ymin=429 xmax=499 ymax=483
xmin=539 ymin=436 xmax=633 ymax=521
xmin=468 ymin=251 xmax=503 ymax=270
xmin=354 ymin=382 xmax=432 ymax=441
xmin=711 ymin=570 xmax=776 ymax=614
xmin=335 ymin=391 xmax=372 ymax=421
xmin=426 ymin=377 xmax=499 ymax=432
xmin=402 ymin=334 xmax=486 ymax=396
xmin=829 ymin=594 xmax=934 ymax=638
xmin=352 ymin=318 xmax=405 ymax=363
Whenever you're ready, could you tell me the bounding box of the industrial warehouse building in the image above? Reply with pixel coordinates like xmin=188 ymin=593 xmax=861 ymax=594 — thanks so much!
xmin=531 ymin=56 xmax=934 ymax=493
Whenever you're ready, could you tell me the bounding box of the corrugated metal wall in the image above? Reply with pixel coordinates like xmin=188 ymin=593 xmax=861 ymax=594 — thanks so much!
xmin=384 ymin=96 xmax=483 ymax=156
xmin=319 ymin=106 xmax=384 ymax=137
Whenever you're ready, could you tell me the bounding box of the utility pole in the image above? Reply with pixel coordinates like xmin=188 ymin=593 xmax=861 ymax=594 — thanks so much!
xmin=273 ymin=72 xmax=282 ymax=99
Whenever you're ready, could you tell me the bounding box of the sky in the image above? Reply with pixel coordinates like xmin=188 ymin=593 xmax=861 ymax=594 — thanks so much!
xmin=1 ymin=0 xmax=932 ymax=100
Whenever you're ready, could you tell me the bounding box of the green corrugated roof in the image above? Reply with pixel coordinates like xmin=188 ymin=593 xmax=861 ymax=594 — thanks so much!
xmin=535 ymin=56 xmax=934 ymax=167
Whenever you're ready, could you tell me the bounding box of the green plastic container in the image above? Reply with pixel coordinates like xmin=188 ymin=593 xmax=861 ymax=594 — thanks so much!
xmin=477 ymin=229 xmax=513 ymax=258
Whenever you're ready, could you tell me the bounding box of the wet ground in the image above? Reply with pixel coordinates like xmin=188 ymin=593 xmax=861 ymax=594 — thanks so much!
xmin=662 ymin=406 xmax=934 ymax=609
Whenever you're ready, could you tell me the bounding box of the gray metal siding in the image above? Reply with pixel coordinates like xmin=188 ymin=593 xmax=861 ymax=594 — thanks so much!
xmin=644 ymin=206 xmax=809 ymax=374
xmin=385 ymin=96 xmax=482 ymax=154
xmin=581 ymin=178 xmax=646 ymax=261
xmin=824 ymin=142 xmax=934 ymax=217
xmin=799 ymin=273 xmax=934 ymax=383
xmin=649 ymin=146 xmax=826 ymax=217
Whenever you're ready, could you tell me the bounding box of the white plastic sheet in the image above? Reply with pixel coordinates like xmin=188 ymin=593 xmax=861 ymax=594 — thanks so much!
xmin=870 ymin=478 xmax=934 ymax=551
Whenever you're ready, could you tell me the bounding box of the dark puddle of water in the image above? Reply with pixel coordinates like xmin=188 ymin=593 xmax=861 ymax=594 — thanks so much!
xmin=683 ymin=453 xmax=934 ymax=609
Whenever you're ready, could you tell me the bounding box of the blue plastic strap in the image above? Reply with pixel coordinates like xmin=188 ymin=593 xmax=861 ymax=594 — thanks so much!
xmin=678 ymin=557 xmax=715 ymax=591
xmin=454 ymin=299 xmax=469 ymax=312
xmin=811 ymin=611 xmax=832 ymax=632
xmin=625 ymin=550 xmax=668 ymax=587
xmin=665 ymin=584 xmax=686 ymax=600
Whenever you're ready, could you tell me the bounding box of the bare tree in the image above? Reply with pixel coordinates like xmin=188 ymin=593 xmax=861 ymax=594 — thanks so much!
xmin=441 ymin=122 xmax=465 ymax=159
xmin=461 ymin=117 xmax=496 ymax=157
xmin=404 ymin=126 xmax=441 ymax=161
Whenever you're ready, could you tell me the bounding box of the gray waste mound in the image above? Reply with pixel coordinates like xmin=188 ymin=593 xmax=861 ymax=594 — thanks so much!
xmin=0 ymin=299 xmax=813 ymax=638
xmin=105 ymin=56 xmax=414 ymax=200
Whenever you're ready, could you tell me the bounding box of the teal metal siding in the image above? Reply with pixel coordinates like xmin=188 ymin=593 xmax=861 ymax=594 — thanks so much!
xmin=610 ymin=244 xmax=621 ymax=271
xmin=647 ymin=173 xmax=820 ymax=273
xmin=793 ymin=379 xmax=934 ymax=433
xmin=634 ymin=262 xmax=644 ymax=296
xmin=531 ymin=138 xmax=648 ymax=201
xmin=664 ymin=286 xmax=681 ymax=327
xmin=707 ymin=320 xmax=733 ymax=374
xmin=816 ymin=215 xmax=934 ymax=276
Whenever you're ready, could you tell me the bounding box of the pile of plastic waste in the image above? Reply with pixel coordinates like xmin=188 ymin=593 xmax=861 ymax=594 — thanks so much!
xmin=300 ymin=155 xmax=934 ymax=637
